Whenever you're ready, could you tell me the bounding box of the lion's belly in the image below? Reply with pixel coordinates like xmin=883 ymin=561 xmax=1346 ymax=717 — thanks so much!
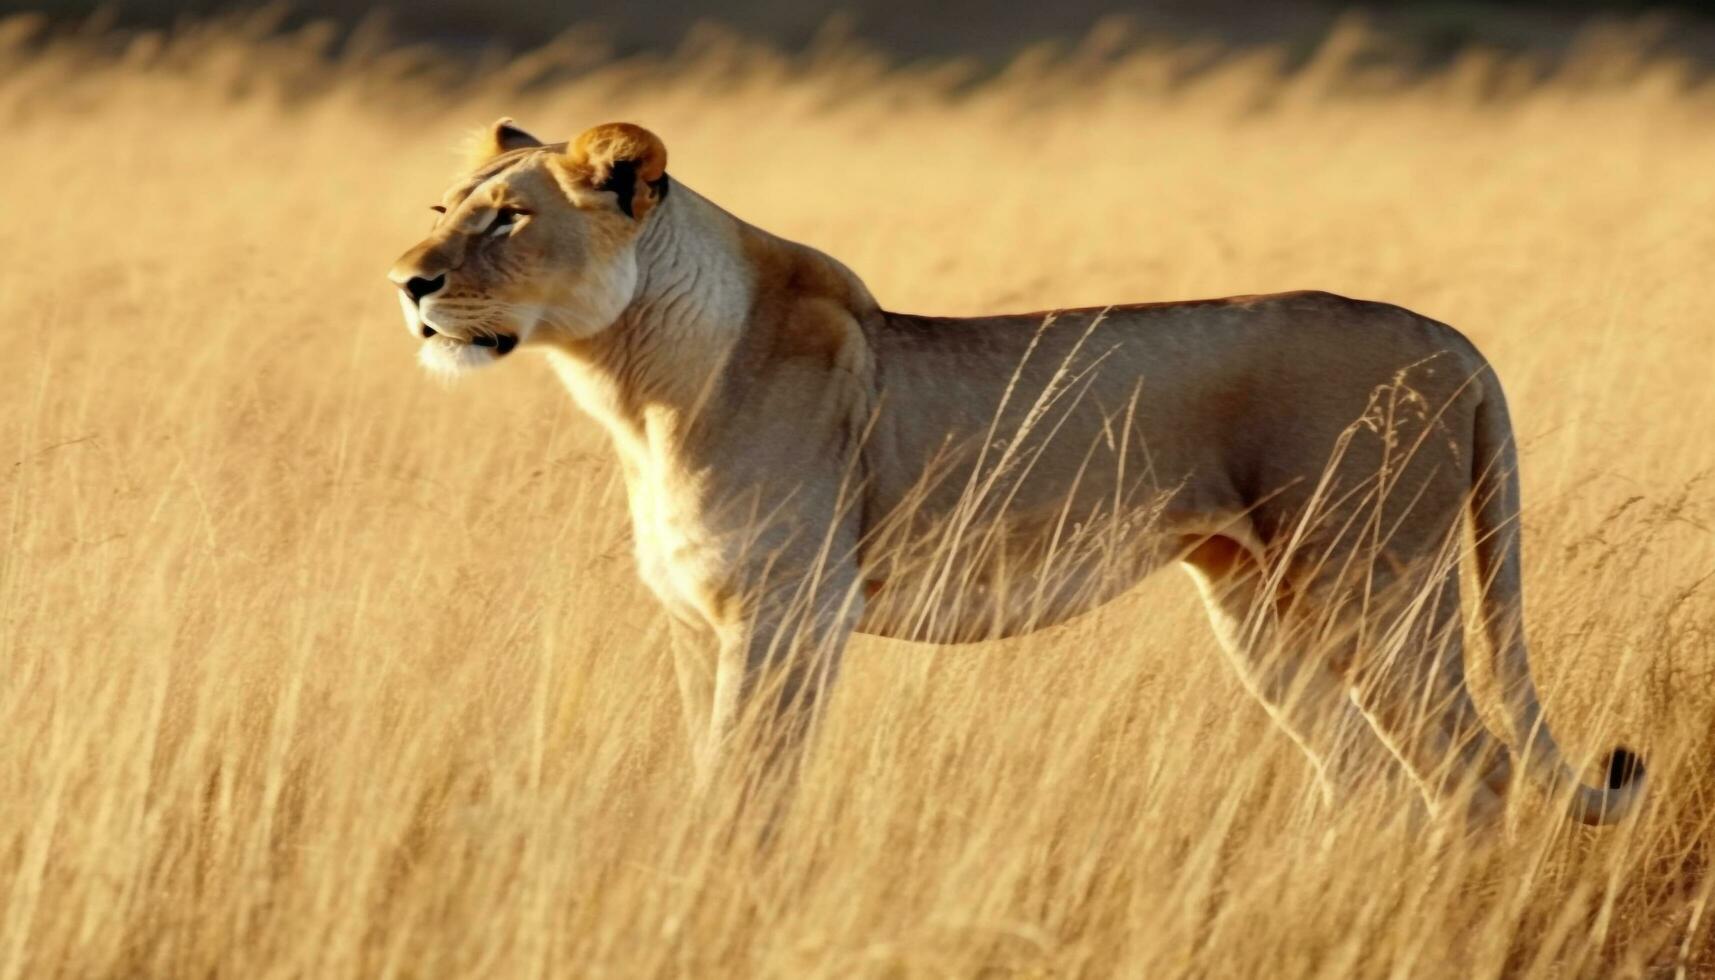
xmin=853 ymin=510 xmax=1187 ymax=643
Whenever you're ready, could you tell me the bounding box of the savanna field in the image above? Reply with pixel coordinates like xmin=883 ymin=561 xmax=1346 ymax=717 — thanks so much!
xmin=3 ymin=11 xmax=1715 ymax=977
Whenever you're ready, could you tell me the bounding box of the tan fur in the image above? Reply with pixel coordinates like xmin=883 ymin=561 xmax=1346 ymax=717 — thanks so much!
xmin=388 ymin=121 xmax=1645 ymax=826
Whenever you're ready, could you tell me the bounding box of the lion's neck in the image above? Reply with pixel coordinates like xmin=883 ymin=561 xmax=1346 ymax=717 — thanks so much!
xmin=545 ymin=183 xmax=755 ymax=447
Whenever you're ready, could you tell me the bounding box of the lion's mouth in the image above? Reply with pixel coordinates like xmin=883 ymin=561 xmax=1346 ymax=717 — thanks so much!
xmin=420 ymin=325 xmax=519 ymax=356
xmin=470 ymin=334 xmax=519 ymax=355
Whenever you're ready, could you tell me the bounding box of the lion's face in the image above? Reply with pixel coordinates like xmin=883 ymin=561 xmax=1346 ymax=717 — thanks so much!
xmin=388 ymin=120 xmax=668 ymax=377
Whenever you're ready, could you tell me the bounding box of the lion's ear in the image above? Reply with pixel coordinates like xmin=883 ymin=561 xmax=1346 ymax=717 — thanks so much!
xmin=470 ymin=117 xmax=543 ymax=166
xmin=562 ymin=122 xmax=669 ymax=220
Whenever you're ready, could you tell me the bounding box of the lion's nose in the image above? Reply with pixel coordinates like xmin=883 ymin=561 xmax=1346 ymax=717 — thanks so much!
xmin=401 ymin=274 xmax=446 ymax=303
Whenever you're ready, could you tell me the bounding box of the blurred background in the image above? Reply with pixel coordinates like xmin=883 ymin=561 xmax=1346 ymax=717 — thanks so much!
xmin=14 ymin=0 xmax=1715 ymax=66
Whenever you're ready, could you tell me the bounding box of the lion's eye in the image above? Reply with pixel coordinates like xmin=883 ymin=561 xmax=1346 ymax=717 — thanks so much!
xmin=429 ymin=205 xmax=446 ymax=213
xmin=487 ymin=207 xmax=529 ymax=237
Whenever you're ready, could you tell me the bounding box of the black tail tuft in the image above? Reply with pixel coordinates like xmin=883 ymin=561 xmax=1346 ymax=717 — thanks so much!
xmin=1606 ymin=747 xmax=1645 ymax=791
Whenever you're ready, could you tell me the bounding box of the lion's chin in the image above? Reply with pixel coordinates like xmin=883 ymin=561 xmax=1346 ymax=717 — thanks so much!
xmin=417 ymin=335 xmax=513 ymax=379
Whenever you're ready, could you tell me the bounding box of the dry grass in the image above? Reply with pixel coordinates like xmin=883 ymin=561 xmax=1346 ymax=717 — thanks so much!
xmin=3 ymin=12 xmax=1715 ymax=978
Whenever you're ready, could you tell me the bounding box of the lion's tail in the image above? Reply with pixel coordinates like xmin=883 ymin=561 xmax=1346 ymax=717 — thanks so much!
xmin=1470 ymin=378 xmax=1645 ymax=825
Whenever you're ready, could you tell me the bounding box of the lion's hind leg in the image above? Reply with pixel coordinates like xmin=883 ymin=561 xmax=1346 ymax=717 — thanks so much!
xmin=1341 ymin=564 xmax=1513 ymax=827
xmin=1180 ymin=533 xmax=1390 ymax=812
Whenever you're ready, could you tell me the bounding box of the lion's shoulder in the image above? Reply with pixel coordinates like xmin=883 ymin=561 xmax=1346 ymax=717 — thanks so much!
xmin=731 ymin=224 xmax=881 ymax=373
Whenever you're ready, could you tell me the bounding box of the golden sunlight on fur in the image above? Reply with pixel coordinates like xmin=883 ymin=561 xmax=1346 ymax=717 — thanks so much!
xmin=390 ymin=114 xmax=1646 ymax=830
xmin=2 ymin=14 xmax=1713 ymax=978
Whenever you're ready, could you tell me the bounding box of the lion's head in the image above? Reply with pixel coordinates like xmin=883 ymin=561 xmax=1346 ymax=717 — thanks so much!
xmin=387 ymin=119 xmax=669 ymax=376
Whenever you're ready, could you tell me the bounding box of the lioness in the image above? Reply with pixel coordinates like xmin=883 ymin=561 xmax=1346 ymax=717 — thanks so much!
xmin=388 ymin=119 xmax=1644 ymax=825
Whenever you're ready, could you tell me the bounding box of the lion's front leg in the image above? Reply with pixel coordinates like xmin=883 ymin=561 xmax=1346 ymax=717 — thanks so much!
xmin=704 ymin=562 xmax=862 ymax=794
xmin=666 ymin=614 xmax=720 ymax=787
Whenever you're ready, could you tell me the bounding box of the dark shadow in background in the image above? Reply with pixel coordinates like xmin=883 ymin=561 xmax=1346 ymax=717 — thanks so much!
xmin=10 ymin=1 xmax=1715 ymax=68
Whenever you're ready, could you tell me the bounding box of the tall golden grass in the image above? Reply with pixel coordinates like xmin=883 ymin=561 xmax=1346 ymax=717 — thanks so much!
xmin=2 ymin=11 xmax=1714 ymax=977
